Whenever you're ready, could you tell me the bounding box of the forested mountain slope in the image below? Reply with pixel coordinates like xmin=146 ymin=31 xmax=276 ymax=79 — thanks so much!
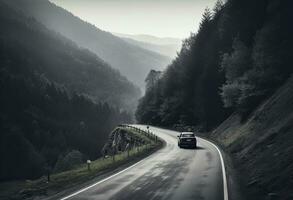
xmin=0 ymin=2 xmax=134 ymax=180
xmin=4 ymin=0 xmax=172 ymax=89
xmin=0 ymin=0 xmax=140 ymax=111
xmin=136 ymin=0 xmax=293 ymax=199
xmin=136 ymin=0 xmax=293 ymax=130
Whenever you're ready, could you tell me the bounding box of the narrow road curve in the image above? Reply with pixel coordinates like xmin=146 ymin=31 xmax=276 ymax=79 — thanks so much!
xmin=61 ymin=125 xmax=228 ymax=200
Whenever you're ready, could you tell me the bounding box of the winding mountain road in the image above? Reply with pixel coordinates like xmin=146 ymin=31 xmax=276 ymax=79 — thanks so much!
xmin=60 ymin=125 xmax=228 ymax=200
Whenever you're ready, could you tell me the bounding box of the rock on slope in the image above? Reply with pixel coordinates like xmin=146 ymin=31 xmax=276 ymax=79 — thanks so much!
xmin=211 ymin=76 xmax=293 ymax=200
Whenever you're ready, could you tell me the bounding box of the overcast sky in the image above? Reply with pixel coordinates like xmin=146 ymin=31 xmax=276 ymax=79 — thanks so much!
xmin=50 ymin=0 xmax=217 ymax=38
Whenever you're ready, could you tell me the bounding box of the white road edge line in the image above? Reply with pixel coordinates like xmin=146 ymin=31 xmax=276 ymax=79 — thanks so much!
xmin=60 ymin=126 xmax=228 ymax=200
xmin=60 ymin=154 xmax=152 ymax=200
xmin=200 ymin=138 xmax=229 ymax=200
xmin=148 ymin=125 xmax=229 ymax=200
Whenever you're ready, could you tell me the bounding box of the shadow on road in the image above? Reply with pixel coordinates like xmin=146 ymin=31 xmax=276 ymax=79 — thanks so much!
xmin=179 ymin=146 xmax=205 ymax=150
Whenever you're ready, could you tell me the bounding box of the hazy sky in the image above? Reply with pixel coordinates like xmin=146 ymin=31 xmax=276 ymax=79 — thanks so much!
xmin=50 ymin=0 xmax=217 ymax=38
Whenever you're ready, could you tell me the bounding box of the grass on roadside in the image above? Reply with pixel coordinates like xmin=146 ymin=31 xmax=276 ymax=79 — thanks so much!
xmin=0 ymin=126 xmax=163 ymax=200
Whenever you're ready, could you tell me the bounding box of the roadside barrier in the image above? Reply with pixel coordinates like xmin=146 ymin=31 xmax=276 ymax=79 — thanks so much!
xmin=118 ymin=124 xmax=161 ymax=144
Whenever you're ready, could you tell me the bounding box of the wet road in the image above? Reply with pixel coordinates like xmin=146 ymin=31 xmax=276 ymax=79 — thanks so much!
xmin=61 ymin=125 xmax=227 ymax=200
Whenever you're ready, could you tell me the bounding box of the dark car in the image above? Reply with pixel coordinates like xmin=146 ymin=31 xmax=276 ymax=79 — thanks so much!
xmin=177 ymin=132 xmax=197 ymax=149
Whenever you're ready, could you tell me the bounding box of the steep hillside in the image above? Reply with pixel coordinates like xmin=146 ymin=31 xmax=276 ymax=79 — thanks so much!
xmin=4 ymin=0 xmax=171 ymax=89
xmin=136 ymin=0 xmax=292 ymax=130
xmin=0 ymin=1 xmax=140 ymax=111
xmin=211 ymin=76 xmax=293 ymax=200
xmin=0 ymin=2 xmax=135 ymax=180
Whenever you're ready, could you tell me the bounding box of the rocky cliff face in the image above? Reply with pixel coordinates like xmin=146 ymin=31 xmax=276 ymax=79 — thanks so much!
xmin=101 ymin=127 xmax=149 ymax=157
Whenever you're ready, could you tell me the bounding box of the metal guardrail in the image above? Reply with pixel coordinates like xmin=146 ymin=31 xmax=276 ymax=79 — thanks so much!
xmin=118 ymin=124 xmax=161 ymax=144
xmin=103 ymin=124 xmax=163 ymax=161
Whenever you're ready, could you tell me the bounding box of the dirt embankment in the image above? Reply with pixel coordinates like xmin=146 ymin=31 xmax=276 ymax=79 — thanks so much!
xmin=211 ymin=76 xmax=293 ymax=200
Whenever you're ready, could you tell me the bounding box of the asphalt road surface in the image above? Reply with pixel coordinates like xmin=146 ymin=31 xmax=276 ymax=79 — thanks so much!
xmin=60 ymin=125 xmax=227 ymax=200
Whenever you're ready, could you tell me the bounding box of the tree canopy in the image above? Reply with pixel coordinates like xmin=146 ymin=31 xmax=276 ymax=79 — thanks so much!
xmin=136 ymin=0 xmax=293 ymax=130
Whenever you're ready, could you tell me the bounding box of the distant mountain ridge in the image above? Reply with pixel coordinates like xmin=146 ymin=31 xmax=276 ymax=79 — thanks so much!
xmin=118 ymin=36 xmax=181 ymax=58
xmin=4 ymin=0 xmax=172 ymax=90
xmin=114 ymin=33 xmax=182 ymax=46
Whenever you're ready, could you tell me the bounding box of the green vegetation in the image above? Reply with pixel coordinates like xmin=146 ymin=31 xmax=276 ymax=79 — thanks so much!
xmin=0 ymin=126 xmax=163 ymax=200
xmin=0 ymin=2 xmax=139 ymax=182
xmin=136 ymin=0 xmax=292 ymax=130
xmin=0 ymin=1 xmax=140 ymax=111
xmin=135 ymin=0 xmax=293 ymax=199
xmin=2 ymin=0 xmax=171 ymax=90
xmin=212 ymin=76 xmax=293 ymax=200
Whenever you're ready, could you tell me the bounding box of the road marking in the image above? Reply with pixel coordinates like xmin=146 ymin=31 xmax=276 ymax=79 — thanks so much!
xmin=134 ymin=125 xmax=229 ymax=200
xmin=136 ymin=125 xmax=229 ymax=200
xmin=60 ymin=125 xmax=228 ymax=200
xmin=60 ymin=124 xmax=156 ymax=199
xmin=200 ymin=138 xmax=229 ymax=200
xmin=60 ymin=155 xmax=151 ymax=200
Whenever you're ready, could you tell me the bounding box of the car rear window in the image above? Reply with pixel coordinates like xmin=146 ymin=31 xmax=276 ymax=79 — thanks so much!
xmin=182 ymin=133 xmax=195 ymax=137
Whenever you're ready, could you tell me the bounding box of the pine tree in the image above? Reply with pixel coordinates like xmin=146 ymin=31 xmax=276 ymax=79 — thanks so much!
xmin=199 ymin=8 xmax=212 ymax=31
xmin=213 ymin=0 xmax=224 ymax=14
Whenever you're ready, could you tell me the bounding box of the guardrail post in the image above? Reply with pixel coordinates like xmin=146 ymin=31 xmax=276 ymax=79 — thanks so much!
xmin=45 ymin=165 xmax=51 ymax=183
xmin=126 ymin=143 xmax=130 ymax=158
xmin=87 ymin=160 xmax=91 ymax=171
xmin=112 ymin=147 xmax=116 ymax=162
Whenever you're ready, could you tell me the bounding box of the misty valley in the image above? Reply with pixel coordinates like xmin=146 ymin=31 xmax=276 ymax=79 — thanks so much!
xmin=0 ymin=0 xmax=292 ymax=200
